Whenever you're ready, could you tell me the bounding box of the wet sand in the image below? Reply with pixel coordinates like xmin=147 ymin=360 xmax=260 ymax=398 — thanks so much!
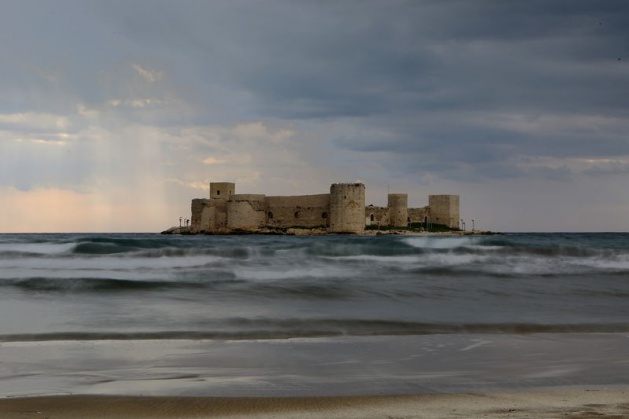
xmin=1 ymin=388 xmax=629 ymax=418
xmin=3 ymin=335 xmax=629 ymax=398
xmin=2 ymin=335 xmax=629 ymax=417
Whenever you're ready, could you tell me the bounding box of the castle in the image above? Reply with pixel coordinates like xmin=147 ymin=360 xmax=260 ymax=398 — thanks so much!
xmin=189 ymin=182 xmax=460 ymax=234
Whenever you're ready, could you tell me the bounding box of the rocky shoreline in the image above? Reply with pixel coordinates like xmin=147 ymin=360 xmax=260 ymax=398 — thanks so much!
xmin=160 ymin=226 xmax=498 ymax=236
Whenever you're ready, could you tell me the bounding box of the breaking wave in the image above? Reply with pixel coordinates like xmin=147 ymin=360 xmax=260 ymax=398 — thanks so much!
xmin=2 ymin=320 xmax=629 ymax=343
xmin=1 ymin=232 xmax=629 ymax=343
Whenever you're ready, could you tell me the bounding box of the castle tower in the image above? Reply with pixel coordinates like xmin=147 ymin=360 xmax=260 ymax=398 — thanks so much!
xmin=429 ymin=195 xmax=460 ymax=229
xmin=329 ymin=183 xmax=365 ymax=233
xmin=199 ymin=182 xmax=235 ymax=232
xmin=388 ymin=193 xmax=408 ymax=227
xmin=210 ymin=182 xmax=235 ymax=200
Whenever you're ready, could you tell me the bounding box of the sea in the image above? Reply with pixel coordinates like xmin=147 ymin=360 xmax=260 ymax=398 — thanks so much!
xmin=1 ymin=232 xmax=628 ymax=397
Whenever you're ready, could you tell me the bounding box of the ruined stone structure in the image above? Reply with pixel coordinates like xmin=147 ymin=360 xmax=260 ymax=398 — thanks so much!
xmin=190 ymin=181 xmax=460 ymax=234
xmin=366 ymin=198 xmax=429 ymax=228
xmin=364 ymin=193 xmax=460 ymax=230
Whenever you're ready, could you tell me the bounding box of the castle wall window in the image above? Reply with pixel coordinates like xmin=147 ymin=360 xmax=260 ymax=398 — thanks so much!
xmin=294 ymin=211 xmax=300 ymax=219
xmin=268 ymin=212 xmax=274 ymax=219
xmin=370 ymin=214 xmax=375 ymax=222
xmin=217 ymin=190 xmax=220 ymax=196
xmin=322 ymin=212 xmax=328 ymax=219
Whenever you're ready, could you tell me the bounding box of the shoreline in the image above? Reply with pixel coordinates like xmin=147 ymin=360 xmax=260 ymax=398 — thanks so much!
xmin=3 ymin=334 xmax=629 ymax=401
xmin=161 ymin=226 xmax=498 ymax=236
xmin=1 ymin=387 xmax=628 ymax=418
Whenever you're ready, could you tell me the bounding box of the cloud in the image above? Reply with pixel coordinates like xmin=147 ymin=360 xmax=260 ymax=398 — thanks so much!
xmin=1 ymin=1 xmax=628 ymax=232
xmin=0 ymin=112 xmax=71 ymax=132
xmin=132 ymin=64 xmax=164 ymax=83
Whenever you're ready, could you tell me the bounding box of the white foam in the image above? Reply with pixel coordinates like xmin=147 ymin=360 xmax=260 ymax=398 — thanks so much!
xmin=233 ymin=265 xmax=352 ymax=281
xmin=0 ymin=254 xmax=225 ymax=279
xmin=0 ymin=242 xmax=76 ymax=255
xmin=421 ymin=252 xmax=486 ymax=266
xmin=402 ymin=236 xmax=478 ymax=250
xmin=327 ymin=255 xmax=420 ymax=264
xmin=570 ymin=255 xmax=629 ymax=271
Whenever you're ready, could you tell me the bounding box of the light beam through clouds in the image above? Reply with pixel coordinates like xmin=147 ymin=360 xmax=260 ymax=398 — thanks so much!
xmin=0 ymin=0 xmax=627 ymax=232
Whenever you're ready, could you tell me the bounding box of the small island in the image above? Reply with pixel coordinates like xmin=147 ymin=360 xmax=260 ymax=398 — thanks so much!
xmin=163 ymin=181 xmax=494 ymax=236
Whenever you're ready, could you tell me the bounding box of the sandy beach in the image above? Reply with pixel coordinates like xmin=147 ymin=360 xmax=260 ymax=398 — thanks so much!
xmin=1 ymin=388 xmax=628 ymax=418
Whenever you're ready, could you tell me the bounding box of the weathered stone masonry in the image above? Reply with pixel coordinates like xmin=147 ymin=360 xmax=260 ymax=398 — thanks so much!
xmin=190 ymin=182 xmax=460 ymax=234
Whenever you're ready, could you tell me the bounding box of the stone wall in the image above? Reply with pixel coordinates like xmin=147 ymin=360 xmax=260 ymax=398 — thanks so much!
xmin=365 ymin=206 xmax=389 ymax=226
xmin=227 ymin=194 xmax=267 ymax=230
xmin=408 ymin=207 xmax=430 ymax=224
xmin=266 ymin=194 xmax=330 ymax=228
xmin=191 ymin=198 xmax=230 ymax=233
xmin=190 ymin=198 xmax=209 ymax=233
xmin=189 ymin=182 xmax=235 ymax=233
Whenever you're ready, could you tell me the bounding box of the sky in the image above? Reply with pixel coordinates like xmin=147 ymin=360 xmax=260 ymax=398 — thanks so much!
xmin=1 ymin=0 xmax=628 ymax=233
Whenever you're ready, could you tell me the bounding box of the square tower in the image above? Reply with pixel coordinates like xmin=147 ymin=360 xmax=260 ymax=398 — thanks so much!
xmin=429 ymin=195 xmax=460 ymax=229
xmin=210 ymin=182 xmax=235 ymax=200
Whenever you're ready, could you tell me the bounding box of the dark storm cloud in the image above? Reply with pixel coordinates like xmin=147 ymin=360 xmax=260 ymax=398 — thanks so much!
xmin=84 ymin=0 xmax=629 ymax=182
xmin=6 ymin=1 xmax=628 ymax=120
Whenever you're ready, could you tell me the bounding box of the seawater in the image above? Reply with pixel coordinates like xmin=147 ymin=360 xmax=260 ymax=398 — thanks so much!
xmin=1 ymin=232 xmax=629 ymax=396
xmin=1 ymin=233 xmax=628 ymax=340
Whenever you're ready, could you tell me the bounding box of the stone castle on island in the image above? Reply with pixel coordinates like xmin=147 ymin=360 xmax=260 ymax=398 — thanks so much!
xmin=182 ymin=182 xmax=460 ymax=234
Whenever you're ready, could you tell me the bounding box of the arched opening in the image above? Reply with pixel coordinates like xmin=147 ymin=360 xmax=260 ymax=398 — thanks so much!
xmin=268 ymin=212 xmax=274 ymax=219
xmin=294 ymin=211 xmax=299 ymax=219
xmin=321 ymin=212 xmax=328 ymax=219
xmin=370 ymin=213 xmax=375 ymax=222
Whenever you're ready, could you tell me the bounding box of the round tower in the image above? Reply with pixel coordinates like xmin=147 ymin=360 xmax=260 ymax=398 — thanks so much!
xmin=329 ymin=183 xmax=365 ymax=233
xmin=388 ymin=193 xmax=408 ymax=227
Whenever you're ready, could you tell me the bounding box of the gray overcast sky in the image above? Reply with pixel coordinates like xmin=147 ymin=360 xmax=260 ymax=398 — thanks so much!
xmin=1 ymin=0 xmax=628 ymax=232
